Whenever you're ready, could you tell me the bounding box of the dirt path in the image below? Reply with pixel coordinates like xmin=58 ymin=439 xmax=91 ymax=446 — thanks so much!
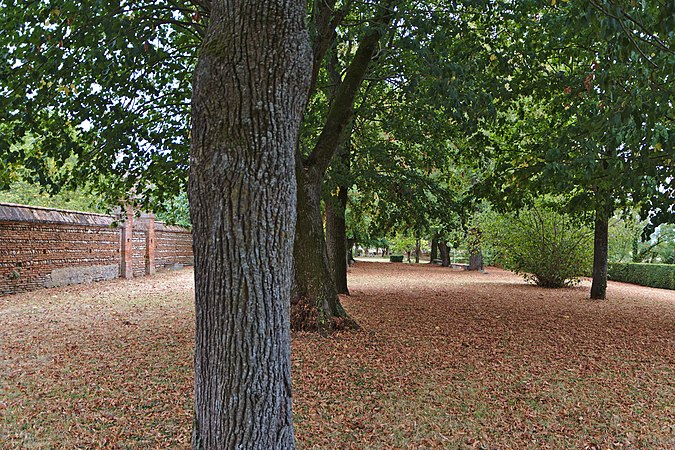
xmin=1 ymin=263 xmax=673 ymax=448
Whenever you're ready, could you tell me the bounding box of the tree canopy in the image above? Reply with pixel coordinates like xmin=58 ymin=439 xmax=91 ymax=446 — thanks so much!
xmin=1 ymin=0 xmax=200 ymax=208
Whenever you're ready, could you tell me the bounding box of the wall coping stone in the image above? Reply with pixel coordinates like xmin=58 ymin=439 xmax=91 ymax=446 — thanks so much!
xmin=0 ymin=202 xmax=114 ymax=227
xmin=155 ymin=222 xmax=192 ymax=233
xmin=0 ymin=202 xmax=191 ymax=233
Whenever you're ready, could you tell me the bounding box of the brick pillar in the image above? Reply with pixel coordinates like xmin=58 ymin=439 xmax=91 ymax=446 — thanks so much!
xmin=120 ymin=205 xmax=134 ymax=279
xmin=145 ymin=213 xmax=156 ymax=275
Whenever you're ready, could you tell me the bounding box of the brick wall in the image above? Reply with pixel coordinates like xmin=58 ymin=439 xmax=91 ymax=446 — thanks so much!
xmin=132 ymin=228 xmax=148 ymax=278
xmin=156 ymin=224 xmax=194 ymax=269
xmin=0 ymin=203 xmax=193 ymax=296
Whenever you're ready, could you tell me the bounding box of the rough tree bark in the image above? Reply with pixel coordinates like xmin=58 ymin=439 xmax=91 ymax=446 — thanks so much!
xmin=438 ymin=241 xmax=450 ymax=267
xmin=429 ymin=235 xmax=438 ymax=264
xmin=325 ymin=181 xmax=350 ymax=294
xmin=189 ymin=1 xmax=310 ymax=448
xmin=590 ymin=208 xmax=610 ymax=300
xmin=414 ymin=238 xmax=420 ymax=263
xmin=324 ymin=54 xmax=351 ymax=296
xmin=292 ymin=5 xmax=393 ymax=332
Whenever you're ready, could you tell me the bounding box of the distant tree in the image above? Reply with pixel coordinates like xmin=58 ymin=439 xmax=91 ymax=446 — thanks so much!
xmin=298 ymin=0 xmax=516 ymax=328
xmin=475 ymin=1 xmax=674 ymax=299
xmin=639 ymin=224 xmax=675 ymax=264
xmin=291 ymin=0 xmax=398 ymax=332
xmin=0 ymin=138 xmax=103 ymax=211
xmin=155 ymin=192 xmax=191 ymax=228
xmin=0 ymin=179 xmax=101 ymax=212
xmin=608 ymin=213 xmax=644 ymax=263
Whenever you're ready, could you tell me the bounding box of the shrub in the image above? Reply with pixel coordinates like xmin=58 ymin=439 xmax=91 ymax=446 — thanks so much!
xmin=389 ymin=255 xmax=404 ymax=263
xmin=608 ymin=263 xmax=675 ymax=290
xmin=482 ymin=202 xmax=593 ymax=288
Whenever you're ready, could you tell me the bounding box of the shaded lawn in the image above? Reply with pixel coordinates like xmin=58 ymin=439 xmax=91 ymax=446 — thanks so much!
xmin=1 ymin=263 xmax=673 ymax=449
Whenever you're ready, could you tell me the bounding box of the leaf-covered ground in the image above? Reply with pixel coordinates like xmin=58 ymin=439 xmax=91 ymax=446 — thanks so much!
xmin=1 ymin=262 xmax=673 ymax=449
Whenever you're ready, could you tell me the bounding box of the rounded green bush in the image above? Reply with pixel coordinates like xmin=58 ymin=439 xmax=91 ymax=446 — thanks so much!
xmin=482 ymin=201 xmax=593 ymax=288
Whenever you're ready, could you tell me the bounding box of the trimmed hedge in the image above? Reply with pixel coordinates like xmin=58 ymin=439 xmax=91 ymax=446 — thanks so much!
xmin=608 ymin=263 xmax=675 ymax=290
xmin=389 ymin=255 xmax=404 ymax=263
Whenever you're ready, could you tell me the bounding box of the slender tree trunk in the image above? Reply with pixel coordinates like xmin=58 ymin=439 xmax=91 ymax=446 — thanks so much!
xmin=324 ymin=116 xmax=351 ymax=295
xmin=189 ymin=2 xmax=310 ymax=448
xmin=429 ymin=236 xmax=438 ymax=264
xmin=438 ymin=241 xmax=450 ymax=267
xmin=631 ymin=233 xmax=641 ymax=262
xmin=325 ymin=185 xmax=349 ymax=295
xmin=414 ymin=238 xmax=420 ymax=263
xmin=591 ymin=210 xmax=610 ymax=300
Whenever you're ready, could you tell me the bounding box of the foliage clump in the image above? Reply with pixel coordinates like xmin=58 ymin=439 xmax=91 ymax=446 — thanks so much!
xmin=482 ymin=200 xmax=593 ymax=288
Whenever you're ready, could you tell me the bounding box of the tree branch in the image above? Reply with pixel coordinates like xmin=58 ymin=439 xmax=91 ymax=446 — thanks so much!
xmin=303 ymin=1 xmax=396 ymax=180
xmin=307 ymin=0 xmax=352 ymax=98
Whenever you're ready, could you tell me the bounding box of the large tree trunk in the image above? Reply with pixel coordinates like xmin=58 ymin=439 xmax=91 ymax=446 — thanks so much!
xmin=292 ymin=172 xmax=356 ymax=331
xmin=325 ymin=184 xmax=349 ymax=295
xmin=291 ymin=8 xmax=392 ymax=332
xmin=188 ymin=2 xmax=310 ymax=448
xmin=590 ymin=210 xmax=610 ymax=300
xmin=438 ymin=241 xmax=450 ymax=267
xmin=429 ymin=236 xmax=438 ymax=264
